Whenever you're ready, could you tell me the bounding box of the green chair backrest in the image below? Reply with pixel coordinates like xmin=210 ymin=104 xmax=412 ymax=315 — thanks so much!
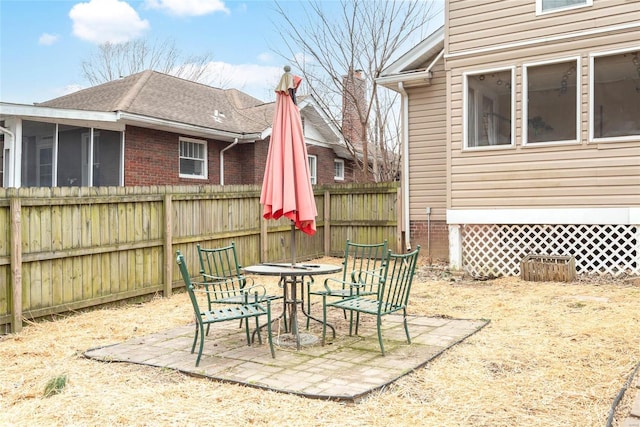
xmin=342 ymin=239 xmax=388 ymax=286
xmin=176 ymin=250 xmax=203 ymax=319
xmin=377 ymin=246 xmax=421 ymax=313
xmin=197 ymin=242 xmax=244 ymax=283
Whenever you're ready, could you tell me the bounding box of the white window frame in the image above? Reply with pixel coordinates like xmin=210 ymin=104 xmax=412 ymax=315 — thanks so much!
xmin=462 ymin=66 xmax=516 ymax=151
xmin=334 ymin=159 xmax=344 ymax=181
xmin=536 ymin=0 xmax=592 ymax=16
xmin=179 ymin=137 xmax=207 ymax=179
xmin=522 ymin=56 xmax=581 ymax=147
xmin=589 ymin=47 xmax=640 ymax=143
xmin=308 ymin=155 xmax=317 ymax=185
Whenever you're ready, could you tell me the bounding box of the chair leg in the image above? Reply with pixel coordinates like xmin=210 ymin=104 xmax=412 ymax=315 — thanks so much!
xmin=376 ymin=316 xmax=386 ymax=356
xmin=403 ymin=308 xmax=411 ymax=344
xmin=321 ymin=295 xmax=327 ymax=345
xmin=305 ymin=284 xmax=311 ymax=330
xmin=191 ymin=323 xmax=199 ymax=354
xmin=267 ymin=300 xmax=275 ymax=358
xmin=348 ymin=309 xmax=354 ymax=336
xmin=243 ymin=316 xmax=252 ymax=346
xmin=195 ymin=323 xmax=206 ymax=367
xmin=253 ymin=315 xmax=263 ymax=345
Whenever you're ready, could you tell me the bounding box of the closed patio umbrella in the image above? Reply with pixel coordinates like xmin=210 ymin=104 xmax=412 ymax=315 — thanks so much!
xmin=260 ymin=66 xmax=317 ymax=265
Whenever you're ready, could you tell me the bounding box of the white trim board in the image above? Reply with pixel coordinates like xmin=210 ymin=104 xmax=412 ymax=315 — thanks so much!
xmin=445 ymin=22 xmax=640 ymax=60
xmin=447 ymin=208 xmax=640 ymax=225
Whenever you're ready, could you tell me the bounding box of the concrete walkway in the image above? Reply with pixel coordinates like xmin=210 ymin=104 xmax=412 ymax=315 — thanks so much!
xmin=84 ymin=313 xmax=488 ymax=401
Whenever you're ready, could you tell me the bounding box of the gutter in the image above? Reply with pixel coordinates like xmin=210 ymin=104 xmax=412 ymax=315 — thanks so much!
xmin=376 ymin=69 xmax=433 ymax=87
xmin=220 ymin=137 xmax=239 ymax=185
xmin=398 ymin=81 xmax=411 ymax=252
xmin=116 ymin=112 xmax=263 ymax=142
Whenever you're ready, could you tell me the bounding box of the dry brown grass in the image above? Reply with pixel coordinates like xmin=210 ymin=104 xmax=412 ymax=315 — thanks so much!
xmin=1 ymin=256 xmax=639 ymax=427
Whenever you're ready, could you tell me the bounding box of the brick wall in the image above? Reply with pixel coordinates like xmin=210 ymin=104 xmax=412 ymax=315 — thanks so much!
xmin=124 ymin=126 xmax=261 ymax=186
xmin=410 ymin=219 xmax=449 ymax=261
xmin=307 ymin=145 xmax=356 ymax=185
xmin=123 ymin=126 xmax=353 ymax=187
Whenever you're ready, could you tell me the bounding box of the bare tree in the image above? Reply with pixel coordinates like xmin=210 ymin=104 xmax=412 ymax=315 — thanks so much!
xmin=273 ymin=0 xmax=438 ymax=182
xmin=81 ymin=38 xmax=215 ymax=85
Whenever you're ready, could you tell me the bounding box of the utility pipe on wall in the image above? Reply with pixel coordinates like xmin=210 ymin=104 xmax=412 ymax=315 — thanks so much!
xmin=220 ymin=137 xmax=238 ymax=185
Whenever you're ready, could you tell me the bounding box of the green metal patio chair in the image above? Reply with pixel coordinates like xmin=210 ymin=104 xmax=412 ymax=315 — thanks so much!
xmin=176 ymin=250 xmax=275 ymax=367
xmin=197 ymin=242 xmax=281 ymax=333
xmin=307 ymin=240 xmax=388 ymax=328
xmin=321 ymin=246 xmax=421 ymax=356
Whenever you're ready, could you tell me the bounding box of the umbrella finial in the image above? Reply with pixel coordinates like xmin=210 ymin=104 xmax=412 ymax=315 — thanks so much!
xmin=284 ymin=65 xmax=291 ymax=73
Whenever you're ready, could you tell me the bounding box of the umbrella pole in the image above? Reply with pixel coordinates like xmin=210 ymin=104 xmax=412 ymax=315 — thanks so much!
xmin=290 ymin=221 xmax=296 ymax=266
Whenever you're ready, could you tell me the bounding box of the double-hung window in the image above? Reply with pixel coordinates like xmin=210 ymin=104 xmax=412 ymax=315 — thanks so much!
xmin=590 ymin=49 xmax=640 ymax=141
xmin=179 ymin=137 xmax=207 ymax=179
xmin=523 ymin=58 xmax=580 ymax=145
xmin=536 ymin=0 xmax=591 ymax=15
xmin=464 ymin=68 xmax=515 ymax=149
xmin=308 ymin=155 xmax=317 ymax=184
xmin=334 ymin=159 xmax=344 ymax=181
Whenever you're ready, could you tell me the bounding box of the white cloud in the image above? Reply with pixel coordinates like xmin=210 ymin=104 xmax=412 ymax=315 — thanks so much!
xmin=201 ymin=61 xmax=284 ymax=101
xmin=60 ymin=84 xmax=86 ymax=96
xmin=257 ymin=52 xmax=272 ymax=63
xmin=144 ymin=0 xmax=229 ymax=16
xmin=70 ymin=0 xmax=150 ymax=44
xmin=38 ymin=33 xmax=60 ymax=46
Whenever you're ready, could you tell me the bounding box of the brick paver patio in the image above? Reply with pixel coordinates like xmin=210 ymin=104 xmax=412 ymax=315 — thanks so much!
xmin=85 ymin=312 xmax=489 ymax=401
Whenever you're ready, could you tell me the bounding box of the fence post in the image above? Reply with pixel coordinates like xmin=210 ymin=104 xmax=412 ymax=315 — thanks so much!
xmin=260 ymin=218 xmax=268 ymax=262
xmin=324 ymin=190 xmax=330 ymax=256
xmin=164 ymin=194 xmax=173 ymax=297
xmin=10 ymin=197 xmax=22 ymax=333
xmin=397 ymin=186 xmax=403 ymax=253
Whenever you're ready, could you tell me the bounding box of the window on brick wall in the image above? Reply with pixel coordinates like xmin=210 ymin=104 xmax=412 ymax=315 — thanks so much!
xmin=334 ymin=159 xmax=344 ymax=180
xmin=308 ymin=155 xmax=317 ymax=184
xmin=179 ymin=137 xmax=207 ymax=179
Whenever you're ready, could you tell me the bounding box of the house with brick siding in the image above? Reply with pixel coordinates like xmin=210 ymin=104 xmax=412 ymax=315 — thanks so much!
xmin=0 ymin=70 xmax=355 ymax=188
xmin=378 ymin=0 xmax=639 ymax=277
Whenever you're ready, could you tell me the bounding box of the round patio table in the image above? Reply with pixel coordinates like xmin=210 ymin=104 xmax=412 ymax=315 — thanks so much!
xmin=243 ymin=263 xmax=341 ymax=350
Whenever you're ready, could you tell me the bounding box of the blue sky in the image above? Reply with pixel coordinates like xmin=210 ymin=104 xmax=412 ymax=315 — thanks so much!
xmin=0 ymin=0 xmax=443 ymax=105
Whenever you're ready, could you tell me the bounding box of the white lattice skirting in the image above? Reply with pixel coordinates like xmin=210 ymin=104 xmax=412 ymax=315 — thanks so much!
xmin=461 ymin=224 xmax=639 ymax=278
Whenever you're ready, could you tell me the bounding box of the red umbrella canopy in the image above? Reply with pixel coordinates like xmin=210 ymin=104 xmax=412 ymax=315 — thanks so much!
xmin=260 ymin=68 xmax=317 ymax=235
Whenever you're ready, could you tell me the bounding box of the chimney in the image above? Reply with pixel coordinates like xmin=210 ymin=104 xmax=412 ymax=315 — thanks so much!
xmin=341 ymin=68 xmax=367 ymax=151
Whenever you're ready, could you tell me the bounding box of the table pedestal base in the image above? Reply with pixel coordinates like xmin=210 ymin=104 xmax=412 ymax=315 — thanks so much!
xmin=275 ymin=333 xmax=319 ymax=348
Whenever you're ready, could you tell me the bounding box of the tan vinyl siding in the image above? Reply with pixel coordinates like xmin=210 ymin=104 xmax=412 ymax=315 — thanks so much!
xmin=450 ymin=144 xmax=640 ymax=208
xmin=444 ymin=1 xmax=640 ymax=211
xmin=407 ymin=60 xmax=448 ymax=222
xmin=448 ymin=0 xmax=640 ymax=54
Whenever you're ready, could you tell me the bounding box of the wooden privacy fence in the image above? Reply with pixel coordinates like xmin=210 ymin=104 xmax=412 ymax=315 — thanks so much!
xmin=0 ymin=182 xmax=400 ymax=333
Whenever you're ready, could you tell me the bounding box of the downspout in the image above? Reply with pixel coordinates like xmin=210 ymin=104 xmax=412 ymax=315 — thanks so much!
xmin=0 ymin=125 xmax=15 ymax=188
xmin=219 ymin=137 xmax=238 ymax=185
xmin=397 ymin=82 xmax=411 ymax=251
